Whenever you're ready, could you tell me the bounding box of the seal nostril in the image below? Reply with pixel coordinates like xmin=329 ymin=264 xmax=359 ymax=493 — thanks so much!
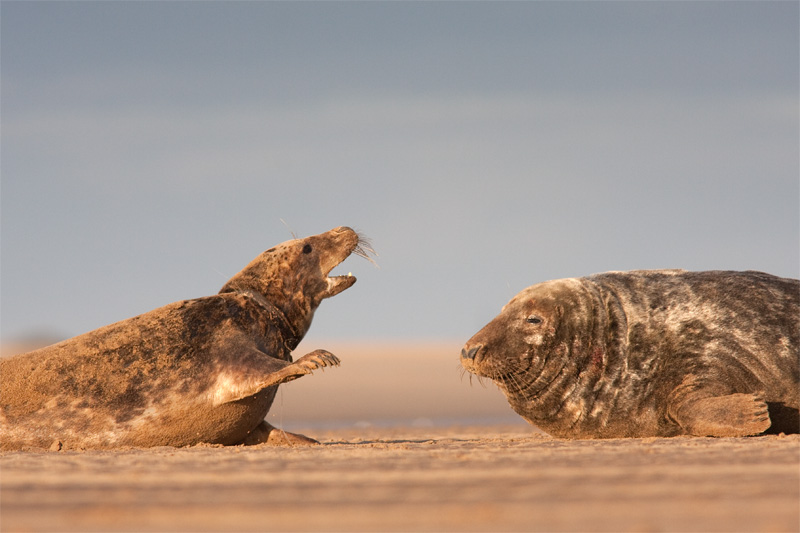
xmin=462 ymin=345 xmax=482 ymax=360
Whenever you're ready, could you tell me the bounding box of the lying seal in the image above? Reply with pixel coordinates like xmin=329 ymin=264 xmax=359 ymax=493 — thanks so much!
xmin=1 ymin=226 xmax=374 ymax=450
xmin=462 ymin=270 xmax=799 ymax=438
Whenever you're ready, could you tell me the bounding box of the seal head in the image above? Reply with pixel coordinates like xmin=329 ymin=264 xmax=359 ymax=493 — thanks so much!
xmin=219 ymin=226 xmax=370 ymax=344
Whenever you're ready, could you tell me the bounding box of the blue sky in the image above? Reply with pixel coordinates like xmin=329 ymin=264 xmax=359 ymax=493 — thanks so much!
xmin=2 ymin=1 xmax=798 ymax=343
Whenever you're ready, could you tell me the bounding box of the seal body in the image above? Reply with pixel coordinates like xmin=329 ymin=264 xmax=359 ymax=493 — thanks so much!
xmin=1 ymin=226 xmax=372 ymax=450
xmin=461 ymin=270 xmax=799 ymax=438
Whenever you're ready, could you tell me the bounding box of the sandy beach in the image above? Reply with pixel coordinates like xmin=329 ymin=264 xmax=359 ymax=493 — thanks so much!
xmin=3 ymin=429 xmax=798 ymax=532
xmin=2 ymin=341 xmax=799 ymax=532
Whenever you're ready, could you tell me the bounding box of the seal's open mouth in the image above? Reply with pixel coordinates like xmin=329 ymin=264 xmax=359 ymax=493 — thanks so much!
xmin=323 ymin=232 xmax=376 ymax=299
xmin=325 ymin=271 xmax=357 ymax=297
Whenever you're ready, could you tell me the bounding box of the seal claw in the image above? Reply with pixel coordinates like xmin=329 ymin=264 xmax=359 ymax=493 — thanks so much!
xmin=295 ymin=349 xmax=341 ymax=374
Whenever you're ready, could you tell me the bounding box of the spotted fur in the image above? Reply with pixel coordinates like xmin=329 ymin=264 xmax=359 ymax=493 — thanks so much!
xmin=462 ymin=270 xmax=799 ymax=438
xmin=1 ymin=227 xmax=371 ymax=450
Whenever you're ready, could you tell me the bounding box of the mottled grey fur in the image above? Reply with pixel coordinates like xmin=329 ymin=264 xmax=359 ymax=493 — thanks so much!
xmin=1 ymin=227 xmax=371 ymax=450
xmin=462 ymin=270 xmax=799 ymax=438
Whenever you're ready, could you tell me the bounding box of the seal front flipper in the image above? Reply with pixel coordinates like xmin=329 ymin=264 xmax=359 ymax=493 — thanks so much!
xmin=668 ymin=391 xmax=771 ymax=437
xmin=210 ymin=349 xmax=340 ymax=406
xmin=269 ymin=349 xmax=341 ymax=386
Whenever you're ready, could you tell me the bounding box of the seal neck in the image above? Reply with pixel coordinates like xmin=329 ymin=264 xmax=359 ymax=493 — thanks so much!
xmin=236 ymin=290 xmax=303 ymax=349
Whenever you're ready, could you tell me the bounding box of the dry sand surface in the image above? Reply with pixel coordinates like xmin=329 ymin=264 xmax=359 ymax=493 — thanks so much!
xmin=2 ymin=341 xmax=799 ymax=532
xmin=2 ymin=429 xmax=798 ymax=533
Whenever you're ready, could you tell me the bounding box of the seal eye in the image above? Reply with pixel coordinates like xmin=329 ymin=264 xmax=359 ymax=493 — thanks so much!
xmin=526 ymin=316 xmax=543 ymax=325
xmin=302 ymin=244 xmax=313 ymax=254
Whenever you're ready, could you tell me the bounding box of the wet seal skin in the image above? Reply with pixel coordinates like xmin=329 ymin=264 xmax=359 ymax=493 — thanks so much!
xmin=462 ymin=270 xmax=799 ymax=438
xmin=1 ymin=227 xmax=375 ymax=450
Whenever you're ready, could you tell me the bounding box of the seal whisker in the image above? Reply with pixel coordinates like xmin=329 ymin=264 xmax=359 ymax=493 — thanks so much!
xmin=475 ymin=374 xmax=492 ymax=389
xmin=353 ymin=232 xmax=379 ymax=267
xmin=505 ymin=370 xmax=528 ymax=400
xmin=503 ymin=371 xmax=522 ymax=395
xmin=279 ymin=218 xmax=297 ymax=239
xmin=459 ymin=364 xmax=493 ymax=389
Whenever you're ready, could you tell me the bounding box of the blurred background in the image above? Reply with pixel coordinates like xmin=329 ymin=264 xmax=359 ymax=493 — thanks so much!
xmin=2 ymin=2 xmax=798 ymax=347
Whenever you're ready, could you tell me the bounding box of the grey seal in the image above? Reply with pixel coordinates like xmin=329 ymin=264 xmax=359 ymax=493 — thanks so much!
xmin=461 ymin=270 xmax=799 ymax=438
xmin=1 ymin=226 xmax=374 ymax=450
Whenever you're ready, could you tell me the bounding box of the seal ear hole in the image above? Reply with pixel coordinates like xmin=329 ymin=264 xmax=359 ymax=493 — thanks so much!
xmin=302 ymin=244 xmax=313 ymax=254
